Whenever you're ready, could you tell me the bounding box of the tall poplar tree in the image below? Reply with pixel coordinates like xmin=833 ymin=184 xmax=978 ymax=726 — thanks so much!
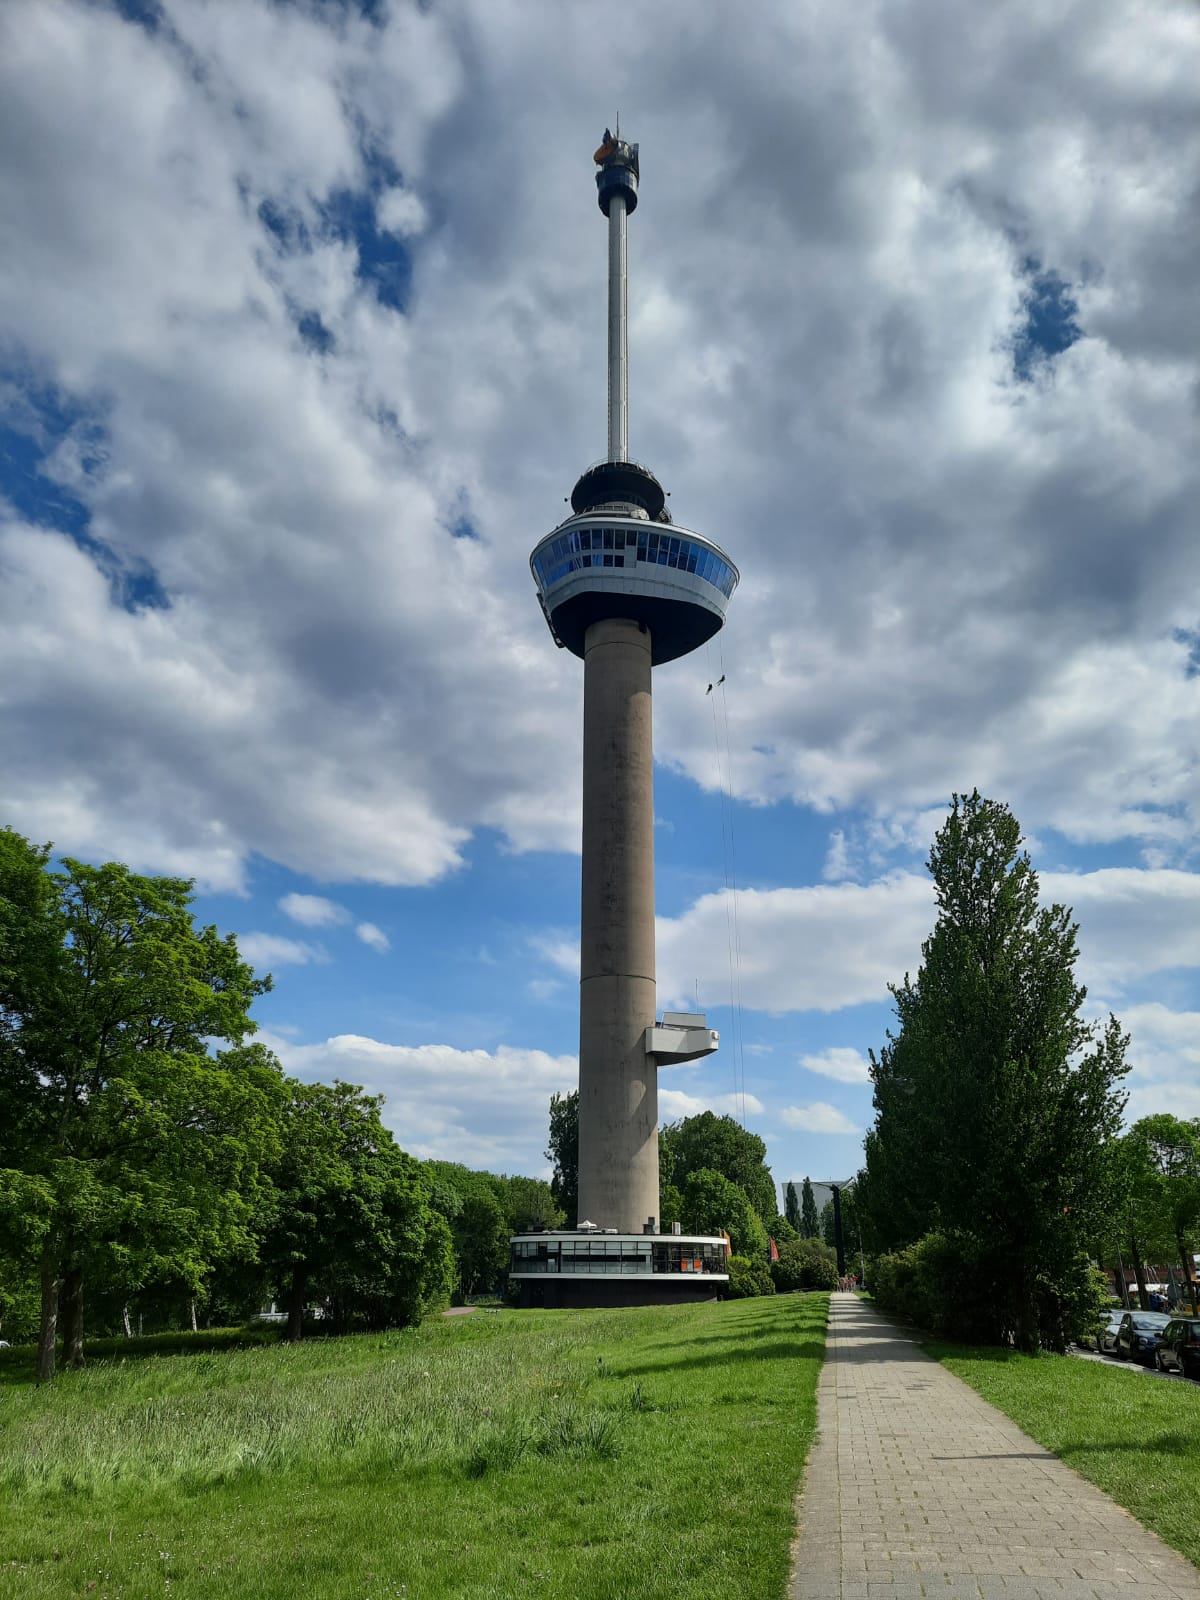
xmin=861 ymin=793 xmax=1128 ymax=1350
xmin=800 ymin=1177 xmax=820 ymax=1239
xmin=784 ymin=1180 xmax=800 ymax=1230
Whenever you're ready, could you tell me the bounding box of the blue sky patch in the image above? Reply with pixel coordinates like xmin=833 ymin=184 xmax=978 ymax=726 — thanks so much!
xmin=1012 ymin=257 xmax=1082 ymax=380
xmin=0 ymin=375 xmax=168 ymax=613
xmin=319 ymin=187 xmax=412 ymax=314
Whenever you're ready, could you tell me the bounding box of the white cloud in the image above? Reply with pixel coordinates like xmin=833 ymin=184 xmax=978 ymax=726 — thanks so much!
xmin=656 ymin=866 xmax=1200 ymax=1018
xmin=1042 ymin=870 xmax=1200 ymax=998
xmin=280 ymin=892 xmax=349 ymax=928
xmin=527 ymin=977 xmax=563 ymax=1003
xmin=800 ymin=1047 xmax=872 ymax=1084
xmin=1117 ymin=1001 xmax=1200 ymax=1124
xmin=355 ymin=921 xmax=390 ymax=953
xmin=530 ymin=931 xmax=580 ymax=977
xmin=238 ymin=933 xmax=328 ymax=968
xmin=376 ymin=186 xmax=428 ymax=238
xmin=659 ymin=1089 xmax=765 ymax=1122
xmin=822 ymin=829 xmax=851 ymax=882
xmin=658 ymin=875 xmax=933 ymax=1014
xmin=262 ymin=1031 xmax=576 ymax=1172
xmin=779 ymin=1102 xmax=861 ymax=1135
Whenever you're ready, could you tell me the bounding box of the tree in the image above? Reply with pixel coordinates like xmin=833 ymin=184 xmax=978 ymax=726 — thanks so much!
xmin=861 ymin=792 xmax=1129 ymax=1351
xmin=494 ymin=1175 xmax=564 ymax=1234
xmin=800 ymin=1177 xmax=819 ymax=1239
xmin=258 ymin=1079 xmax=450 ymax=1339
xmin=772 ymin=1213 xmax=799 ymax=1246
xmin=726 ymin=1256 xmax=776 ymax=1298
xmin=681 ymin=1168 xmax=768 ymax=1257
xmin=659 ymin=1113 xmax=777 ymax=1228
xmin=821 ymin=1200 xmax=837 ymax=1250
xmin=772 ymin=1238 xmax=837 ymax=1293
xmin=1126 ymin=1115 xmax=1200 ymax=1313
xmin=784 ymin=1180 xmax=800 ymax=1230
xmin=1104 ymin=1131 xmax=1168 ymax=1309
xmin=546 ymin=1091 xmax=579 ymax=1226
xmin=0 ymin=844 xmax=279 ymax=1379
xmin=455 ymin=1190 xmax=511 ymax=1299
xmin=423 ymin=1161 xmax=550 ymax=1300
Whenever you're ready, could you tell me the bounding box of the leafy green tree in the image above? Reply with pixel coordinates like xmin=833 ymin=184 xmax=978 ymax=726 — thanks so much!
xmin=681 ymin=1167 xmax=768 ymax=1257
xmin=772 ymin=1238 xmax=837 ymax=1293
xmin=861 ymin=792 xmax=1129 ymax=1351
xmin=0 ymin=843 xmax=279 ymax=1379
xmin=659 ymin=1182 xmax=684 ymax=1229
xmin=659 ymin=1112 xmax=777 ymax=1228
xmin=1127 ymin=1115 xmax=1200 ymax=1313
xmin=784 ymin=1180 xmax=800 ymax=1230
xmin=455 ymin=1190 xmax=511 ymax=1299
xmin=726 ymin=1255 xmax=776 ymax=1298
xmin=800 ymin=1177 xmax=819 ymax=1239
xmin=821 ymin=1200 xmax=837 ymax=1250
xmin=772 ymin=1214 xmax=799 ymax=1246
xmin=494 ymin=1175 xmax=564 ymax=1234
xmin=546 ymin=1091 xmax=579 ymax=1225
xmin=1103 ymin=1131 xmax=1169 ymax=1309
xmin=423 ymin=1161 xmax=557 ymax=1299
xmin=259 ymin=1079 xmax=450 ymax=1339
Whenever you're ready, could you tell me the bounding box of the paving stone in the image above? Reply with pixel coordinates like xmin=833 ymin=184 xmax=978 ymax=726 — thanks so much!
xmin=789 ymin=1295 xmax=1200 ymax=1600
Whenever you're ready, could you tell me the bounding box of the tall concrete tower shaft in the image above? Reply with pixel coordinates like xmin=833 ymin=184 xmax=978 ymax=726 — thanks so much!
xmin=528 ymin=131 xmax=739 ymax=1240
xmin=578 ymin=617 xmax=656 ymax=1229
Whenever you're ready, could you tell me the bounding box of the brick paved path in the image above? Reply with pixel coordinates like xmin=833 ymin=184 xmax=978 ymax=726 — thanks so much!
xmin=791 ymin=1293 xmax=1200 ymax=1600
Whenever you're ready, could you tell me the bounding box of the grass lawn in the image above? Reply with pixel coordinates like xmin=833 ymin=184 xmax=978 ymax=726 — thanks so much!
xmin=924 ymin=1340 xmax=1200 ymax=1570
xmin=0 ymin=1293 xmax=826 ymax=1600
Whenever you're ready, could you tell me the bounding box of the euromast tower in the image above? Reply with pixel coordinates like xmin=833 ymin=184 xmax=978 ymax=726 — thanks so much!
xmin=510 ymin=132 xmax=739 ymax=1307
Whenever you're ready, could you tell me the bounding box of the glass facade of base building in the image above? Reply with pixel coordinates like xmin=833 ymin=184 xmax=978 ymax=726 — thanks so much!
xmin=510 ymin=1234 xmax=729 ymax=1279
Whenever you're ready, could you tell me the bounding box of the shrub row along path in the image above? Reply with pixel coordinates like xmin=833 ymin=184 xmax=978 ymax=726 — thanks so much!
xmin=791 ymin=1293 xmax=1200 ymax=1600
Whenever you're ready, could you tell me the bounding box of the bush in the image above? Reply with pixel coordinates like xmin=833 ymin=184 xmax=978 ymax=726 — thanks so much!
xmin=726 ymin=1255 xmax=776 ymax=1299
xmin=772 ymin=1238 xmax=837 ymax=1293
xmin=870 ymin=1230 xmax=993 ymax=1339
xmin=871 ymin=1230 xmax=1109 ymax=1349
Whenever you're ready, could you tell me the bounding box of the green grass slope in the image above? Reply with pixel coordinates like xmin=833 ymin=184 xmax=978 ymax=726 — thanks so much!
xmin=0 ymin=1294 xmax=827 ymax=1600
xmin=927 ymin=1342 xmax=1200 ymax=1570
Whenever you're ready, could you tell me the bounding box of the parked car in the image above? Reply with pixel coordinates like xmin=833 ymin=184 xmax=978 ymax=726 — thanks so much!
xmin=1115 ymin=1310 xmax=1171 ymax=1365
xmin=1154 ymin=1317 xmax=1200 ymax=1379
xmin=1097 ymin=1312 xmax=1125 ymax=1355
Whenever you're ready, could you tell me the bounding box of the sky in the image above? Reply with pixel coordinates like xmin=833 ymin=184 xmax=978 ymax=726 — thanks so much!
xmin=2 ymin=0 xmax=1199 ymax=1202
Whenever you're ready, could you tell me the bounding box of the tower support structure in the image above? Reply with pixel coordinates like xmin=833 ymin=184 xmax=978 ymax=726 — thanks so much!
xmin=578 ymin=617 xmax=656 ymax=1231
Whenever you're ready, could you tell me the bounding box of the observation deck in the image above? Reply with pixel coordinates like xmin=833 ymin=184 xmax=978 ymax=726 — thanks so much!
xmin=530 ymin=471 xmax=739 ymax=667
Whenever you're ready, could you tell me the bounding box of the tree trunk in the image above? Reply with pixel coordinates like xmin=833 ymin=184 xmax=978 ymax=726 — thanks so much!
xmin=189 ymin=1297 xmax=198 ymax=1333
xmin=286 ymin=1264 xmax=307 ymax=1343
xmin=60 ymin=1268 xmax=85 ymax=1368
xmin=122 ymin=1303 xmax=132 ymax=1339
xmin=1129 ymin=1235 xmax=1149 ymax=1310
xmin=1177 ymin=1233 xmax=1199 ymax=1315
xmin=37 ymin=1267 xmax=59 ymax=1383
